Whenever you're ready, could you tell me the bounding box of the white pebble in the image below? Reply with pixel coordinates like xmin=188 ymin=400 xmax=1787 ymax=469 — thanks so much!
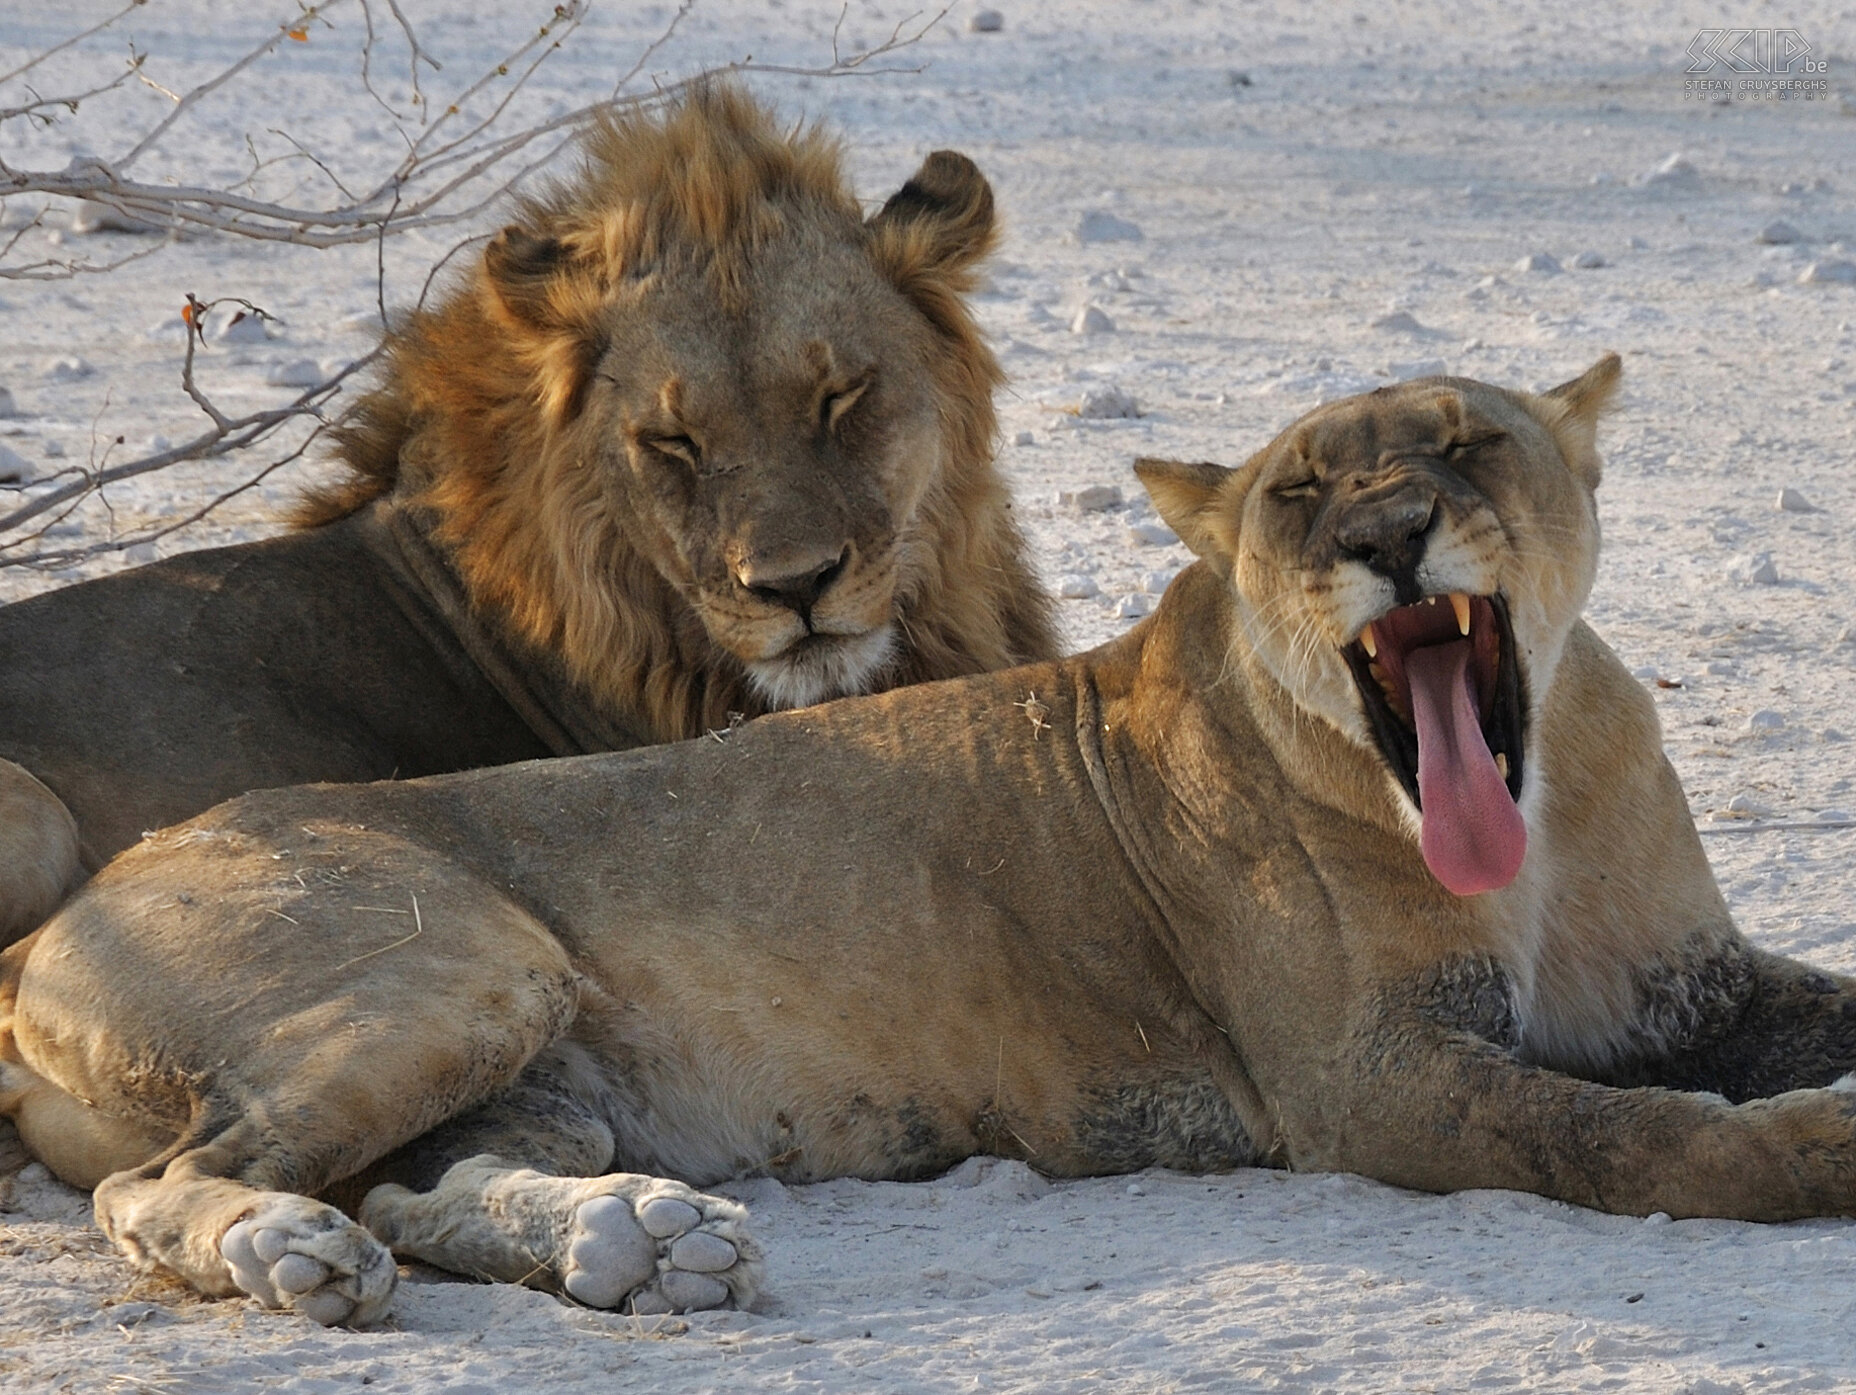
xmin=969 ymin=8 xmax=1004 ymax=33
xmin=1747 ymin=710 xmax=1785 ymax=731
xmin=1127 ymin=521 xmax=1179 ymax=547
xmin=0 ymin=444 xmax=31 ymax=483
xmin=1058 ymin=573 xmax=1100 ymax=600
xmin=1011 ymin=429 xmax=1035 ymax=446
xmin=41 ymin=439 xmax=64 ymax=457
xmin=1126 ymin=1183 xmax=1145 ymax=1196
xmin=1387 ymin=358 xmax=1447 ymax=381
xmin=1140 ymin=569 xmax=1178 ymax=594
xmin=1817 ymin=809 xmax=1854 ymax=824
xmin=1641 ymin=152 xmax=1700 ymax=187
xmin=1061 ymin=483 xmax=1123 ymax=511
xmin=1514 ymin=251 xmax=1562 ymax=274
xmin=1115 ymin=593 xmax=1156 ymax=619
xmin=1075 ymin=385 xmax=1137 ymax=418
xmin=213 ymin=309 xmax=272 ymax=343
xmin=264 ymin=358 xmax=323 ymax=388
xmin=1758 ymin=219 xmax=1803 ymax=245
xmin=1071 ymin=305 xmax=1115 ymax=335
xmin=1572 ymin=250 xmax=1607 ymax=269
xmin=0 ymin=386 xmax=16 ymax=417
xmin=42 ymin=355 xmax=93 ymax=381
xmin=1799 ymin=260 xmax=1856 ymax=286
xmin=1776 ymin=486 xmax=1817 ymax=513
xmin=1643 ymin=1212 xmax=1673 ymax=1227
xmin=1727 ymin=551 xmax=1779 ymax=585
xmin=1072 ymin=210 xmax=1144 ymax=244
xmin=1371 ymin=310 xmax=1427 ymax=334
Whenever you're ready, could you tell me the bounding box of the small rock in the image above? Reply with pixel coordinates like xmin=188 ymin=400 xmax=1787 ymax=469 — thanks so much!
xmin=1515 ymin=251 xmax=1562 ymax=274
xmin=1800 ymin=260 xmax=1856 ymax=286
xmin=1058 ymin=573 xmax=1100 ymax=600
xmin=0 ymin=386 xmax=17 ymax=417
xmin=212 ymin=309 xmax=272 ymax=344
xmin=1370 ymin=310 xmax=1428 ymax=334
xmin=1387 ymin=358 xmax=1447 ymax=381
xmin=0 ymin=443 xmax=32 ymax=483
xmin=1712 ymin=794 xmax=1768 ymax=821
xmin=69 ymin=199 xmax=166 ymax=235
xmin=1128 ymin=521 xmax=1179 ymax=547
xmin=1816 ymin=809 xmax=1854 ymax=824
xmin=1746 ymin=709 xmax=1786 ymax=731
xmin=968 ymin=8 xmax=1004 ymax=32
xmin=1062 ymin=483 xmax=1123 ymax=511
xmin=264 ymin=359 xmax=324 ymax=388
xmin=1727 ymin=551 xmax=1780 ymax=585
xmin=1776 ymin=486 xmax=1817 ymax=513
xmin=41 ymin=439 xmax=64 ymax=457
xmin=1011 ymin=429 xmax=1035 ymax=447
xmin=1075 ymin=385 xmax=1138 ymax=418
xmin=1225 ymin=69 xmax=1252 ymax=87
xmin=43 ymin=355 xmax=93 ymax=381
xmin=1071 ymin=305 xmax=1116 ymax=335
xmin=1572 ymin=250 xmax=1607 ymax=269
xmin=1757 ymin=220 xmax=1803 ymax=245
xmin=1140 ymin=569 xmax=1178 ymax=594
xmin=1628 ymin=235 xmax=1650 ymax=250
xmin=1115 ymin=593 xmax=1156 ymax=620
xmin=1072 ymin=210 xmax=1144 ymax=244
xmin=1126 ymin=1182 xmax=1146 ymax=1196
xmin=1641 ymin=153 xmax=1700 ymax=188
xmin=124 ymin=541 xmax=159 ymax=565
xmin=1643 ymin=1212 xmax=1673 ymax=1227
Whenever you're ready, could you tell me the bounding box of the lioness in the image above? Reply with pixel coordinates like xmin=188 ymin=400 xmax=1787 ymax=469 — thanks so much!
xmin=0 ymin=84 xmax=1056 ymax=944
xmin=9 ymin=356 xmax=1856 ymax=1328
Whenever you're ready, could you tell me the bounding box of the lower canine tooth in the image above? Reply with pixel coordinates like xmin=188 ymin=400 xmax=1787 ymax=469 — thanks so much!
xmin=1495 ymin=751 xmax=1510 ymax=778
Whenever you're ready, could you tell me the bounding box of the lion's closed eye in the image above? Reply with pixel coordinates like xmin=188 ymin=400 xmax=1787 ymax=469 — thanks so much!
xmin=821 ymin=378 xmax=871 ymax=433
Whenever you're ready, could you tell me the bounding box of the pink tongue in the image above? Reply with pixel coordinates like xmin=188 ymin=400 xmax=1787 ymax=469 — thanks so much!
xmin=1404 ymin=641 xmax=1527 ymax=895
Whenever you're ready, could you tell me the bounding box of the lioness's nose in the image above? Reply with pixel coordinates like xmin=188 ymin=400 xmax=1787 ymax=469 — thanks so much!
xmin=736 ymin=545 xmax=850 ymax=619
xmin=1335 ymin=491 xmax=1436 ymax=600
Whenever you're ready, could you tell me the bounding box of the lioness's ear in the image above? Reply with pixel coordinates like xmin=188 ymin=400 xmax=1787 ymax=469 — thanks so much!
xmin=1135 ymin=458 xmax=1238 ymax=562
xmin=868 ymin=150 xmax=997 ymax=277
xmin=1535 ymin=352 xmax=1621 ymax=488
xmin=483 ymin=225 xmax=573 ymax=327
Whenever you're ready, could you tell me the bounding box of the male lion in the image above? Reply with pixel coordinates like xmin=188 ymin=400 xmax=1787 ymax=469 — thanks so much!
xmin=9 ymin=356 xmax=1856 ymax=1327
xmin=0 ymin=84 xmax=1056 ymax=945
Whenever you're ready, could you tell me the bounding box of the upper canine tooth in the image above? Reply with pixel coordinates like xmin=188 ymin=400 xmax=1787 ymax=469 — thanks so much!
xmin=1450 ymin=593 xmax=1472 ymax=636
xmin=1359 ymin=622 xmax=1378 ymax=658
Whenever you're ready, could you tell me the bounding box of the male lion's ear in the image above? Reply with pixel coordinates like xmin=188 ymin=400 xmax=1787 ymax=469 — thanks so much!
xmin=868 ymin=150 xmax=997 ymax=277
xmin=483 ymin=225 xmax=573 ymax=327
xmin=1535 ymin=352 xmax=1621 ymax=488
xmin=1134 ymin=458 xmax=1238 ymax=562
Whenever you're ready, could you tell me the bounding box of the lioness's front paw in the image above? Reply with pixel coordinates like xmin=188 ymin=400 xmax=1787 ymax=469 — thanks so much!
xmin=564 ymin=1180 xmax=758 ymax=1314
xmin=221 ymin=1195 xmax=396 ymax=1326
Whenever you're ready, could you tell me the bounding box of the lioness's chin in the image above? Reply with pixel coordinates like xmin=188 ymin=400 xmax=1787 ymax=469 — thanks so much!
xmin=746 ymin=625 xmax=899 ymax=710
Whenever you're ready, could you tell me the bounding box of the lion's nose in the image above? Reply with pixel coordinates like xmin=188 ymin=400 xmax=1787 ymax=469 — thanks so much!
xmin=1335 ymin=492 xmax=1436 ymax=604
xmin=736 ymin=545 xmax=850 ymax=621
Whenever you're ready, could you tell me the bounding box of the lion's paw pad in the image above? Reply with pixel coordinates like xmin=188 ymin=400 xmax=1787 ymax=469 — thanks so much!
xmin=560 ymin=1180 xmax=756 ymax=1315
xmin=221 ymin=1196 xmax=395 ymax=1326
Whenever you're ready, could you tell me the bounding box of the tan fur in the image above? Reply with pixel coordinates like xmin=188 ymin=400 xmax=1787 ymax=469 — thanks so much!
xmin=304 ymin=82 xmax=1056 ymax=737
xmin=13 ymin=361 xmax=1856 ymax=1329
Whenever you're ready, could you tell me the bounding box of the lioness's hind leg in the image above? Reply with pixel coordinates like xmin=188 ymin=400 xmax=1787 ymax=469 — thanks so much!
xmin=0 ymin=760 xmax=82 ymax=946
xmin=363 ymin=1158 xmax=761 ymax=1314
xmin=96 ymin=1160 xmax=395 ymax=1326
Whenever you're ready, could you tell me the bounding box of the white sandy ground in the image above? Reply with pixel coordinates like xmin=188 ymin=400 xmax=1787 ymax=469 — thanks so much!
xmin=4 ymin=1 xmax=1856 ymax=1389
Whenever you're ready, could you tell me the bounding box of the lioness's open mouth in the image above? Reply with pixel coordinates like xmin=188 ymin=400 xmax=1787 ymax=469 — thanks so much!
xmin=1342 ymin=593 xmax=1528 ymax=896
